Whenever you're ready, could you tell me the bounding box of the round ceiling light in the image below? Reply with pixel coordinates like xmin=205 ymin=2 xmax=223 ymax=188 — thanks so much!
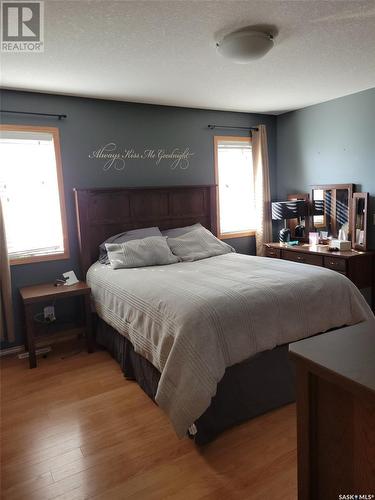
xmin=216 ymin=28 xmax=274 ymax=63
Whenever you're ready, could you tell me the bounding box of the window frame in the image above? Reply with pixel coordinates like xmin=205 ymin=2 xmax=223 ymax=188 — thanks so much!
xmin=214 ymin=135 xmax=256 ymax=240
xmin=0 ymin=124 xmax=70 ymax=265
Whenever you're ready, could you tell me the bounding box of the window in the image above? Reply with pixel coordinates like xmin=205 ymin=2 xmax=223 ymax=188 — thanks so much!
xmin=0 ymin=125 xmax=69 ymax=264
xmin=214 ymin=136 xmax=255 ymax=239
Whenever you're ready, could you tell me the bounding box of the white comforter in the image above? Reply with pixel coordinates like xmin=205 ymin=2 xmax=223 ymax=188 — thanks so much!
xmin=87 ymin=253 xmax=374 ymax=437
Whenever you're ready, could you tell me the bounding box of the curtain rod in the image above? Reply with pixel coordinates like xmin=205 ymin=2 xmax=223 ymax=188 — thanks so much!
xmin=207 ymin=124 xmax=258 ymax=131
xmin=0 ymin=110 xmax=67 ymax=120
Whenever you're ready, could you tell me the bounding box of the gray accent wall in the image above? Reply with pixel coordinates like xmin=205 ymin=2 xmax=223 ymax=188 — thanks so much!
xmin=276 ymin=88 xmax=375 ymax=249
xmin=1 ymin=90 xmax=276 ymax=348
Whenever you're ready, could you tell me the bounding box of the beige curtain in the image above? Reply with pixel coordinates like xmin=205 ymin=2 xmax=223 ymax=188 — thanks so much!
xmin=0 ymin=198 xmax=15 ymax=342
xmin=252 ymin=125 xmax=272 ymax=256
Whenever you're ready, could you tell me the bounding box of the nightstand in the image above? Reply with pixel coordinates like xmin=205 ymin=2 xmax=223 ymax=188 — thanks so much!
xmin=19 ymin=281 xmax=94 ymax=368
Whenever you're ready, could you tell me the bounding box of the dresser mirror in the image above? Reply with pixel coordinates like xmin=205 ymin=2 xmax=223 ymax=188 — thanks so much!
xmin=311 ymin=184 xmax=354 ymax=240
xmin=352 ymin=192 xmax=369 ymax=251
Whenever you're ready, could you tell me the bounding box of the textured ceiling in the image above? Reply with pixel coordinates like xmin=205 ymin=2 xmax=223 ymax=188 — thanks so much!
xmin=1 ymin=0 xmax=375 ymax=114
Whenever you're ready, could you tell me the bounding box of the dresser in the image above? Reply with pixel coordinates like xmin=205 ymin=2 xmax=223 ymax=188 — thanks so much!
xmin=264 ymin=243 xmax=375 ymax=311
xmin=289 ymin=320 xmax=375 ymax=500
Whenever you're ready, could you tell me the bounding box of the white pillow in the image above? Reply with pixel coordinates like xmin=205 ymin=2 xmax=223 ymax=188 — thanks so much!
xmin=99 ymin=227 xmax=162 ymax=264
xmin=161 ymin=223 xmax=203 ymax=238
xmin=106 ymin=236 xmax=180 ymax=269
xmin=167 ymin=226 xmax=235 ymax=262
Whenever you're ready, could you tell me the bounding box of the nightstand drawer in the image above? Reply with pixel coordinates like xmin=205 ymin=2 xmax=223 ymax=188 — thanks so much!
xmin=265 ymin=247 xmax=281 ymax=258
xmin=324 ymin=256 xmax=347 ymax=272
xmin=283 ymin=251 xmax=323 ymax=267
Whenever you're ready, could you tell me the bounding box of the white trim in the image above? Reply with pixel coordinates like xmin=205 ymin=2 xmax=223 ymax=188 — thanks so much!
xmin=0 ymin=346 xmax=53 ymax=358
xmin=0 ymin=345 xmax=24 ymax=358
xmin=18 ymin=347 xmax=51 ymax=359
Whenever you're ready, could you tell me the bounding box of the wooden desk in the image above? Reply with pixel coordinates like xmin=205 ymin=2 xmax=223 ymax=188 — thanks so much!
xmin=20 ymin=282 xmax=94 ymax=368
xmin=265 ymin=243 xmax=375 ymax=311
xmin=289 ymin=321 xmax=375 ymax=500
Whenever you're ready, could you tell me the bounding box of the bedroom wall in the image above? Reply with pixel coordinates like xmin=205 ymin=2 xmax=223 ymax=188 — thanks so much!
xmin=276 ymin=88 xmax=375 ymax=249
xmin=1 ymin=89 xmax=277 ymax=349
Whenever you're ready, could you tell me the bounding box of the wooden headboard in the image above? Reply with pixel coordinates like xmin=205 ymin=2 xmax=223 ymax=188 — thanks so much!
xmin=74 ymin=185 xmax=217 ymax=276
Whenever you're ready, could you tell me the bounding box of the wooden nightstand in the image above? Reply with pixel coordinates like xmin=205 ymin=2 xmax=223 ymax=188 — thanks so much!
xmin=19 ymin=281 xmax=94 ymax=368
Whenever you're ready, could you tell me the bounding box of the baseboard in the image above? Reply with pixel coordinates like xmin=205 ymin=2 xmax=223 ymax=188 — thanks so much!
xmin=0 ymin=345 xmax=25 ymax=358
xmin=0 ymin=332 xmax=83 ymax=358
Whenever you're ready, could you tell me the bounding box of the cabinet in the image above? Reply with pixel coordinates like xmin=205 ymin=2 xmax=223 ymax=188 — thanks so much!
xmin=289 ymin=321 xmax=375 ymax=499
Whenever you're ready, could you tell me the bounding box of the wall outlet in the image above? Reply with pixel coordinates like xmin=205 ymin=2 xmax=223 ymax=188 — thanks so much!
xmin=43 ymin=306 xmax=56 ymax=322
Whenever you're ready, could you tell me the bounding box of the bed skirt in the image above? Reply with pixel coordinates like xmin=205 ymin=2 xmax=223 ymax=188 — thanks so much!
xmin=96 ymin=317 xmax=296 ymax=445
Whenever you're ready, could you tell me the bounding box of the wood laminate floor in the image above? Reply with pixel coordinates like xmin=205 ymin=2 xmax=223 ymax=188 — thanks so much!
xmin=0 ymin=341 xmax=297 ymax=500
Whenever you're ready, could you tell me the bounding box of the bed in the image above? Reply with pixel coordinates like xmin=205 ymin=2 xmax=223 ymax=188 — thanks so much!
xmin=74 ymin=185 xmax=374 ymax=444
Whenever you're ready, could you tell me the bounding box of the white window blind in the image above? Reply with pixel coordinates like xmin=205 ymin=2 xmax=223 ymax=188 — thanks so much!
xmin=0 ymin=129 xmax=65 ymax=260
xmin=216 ymin=138 xmax=255 ymax=236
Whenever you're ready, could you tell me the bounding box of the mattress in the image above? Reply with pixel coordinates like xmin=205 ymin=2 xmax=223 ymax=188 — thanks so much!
xmin=87 ymin=253 xmax=373 ymax=437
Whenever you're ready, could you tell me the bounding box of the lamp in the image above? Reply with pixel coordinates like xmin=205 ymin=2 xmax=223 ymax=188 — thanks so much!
xmin=216 ymin=27 xmax=274 ymax=63
xmin=272 ymin=200 xmax=308 ymax=243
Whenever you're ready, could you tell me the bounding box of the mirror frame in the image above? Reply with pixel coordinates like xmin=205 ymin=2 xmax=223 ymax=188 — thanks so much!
xmin=311 ymin=184 xmax=354 ymax=240
xmin=351 ymin=192 xmax=369 ymax=251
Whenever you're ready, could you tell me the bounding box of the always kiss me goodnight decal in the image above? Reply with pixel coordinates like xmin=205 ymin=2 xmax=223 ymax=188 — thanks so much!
xmin=88 ymin=142 xmax=195 ymax=171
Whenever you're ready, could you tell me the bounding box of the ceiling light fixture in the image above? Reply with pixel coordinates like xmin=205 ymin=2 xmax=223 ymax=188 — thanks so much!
xmin=216 ymin=27 xmax=274 ymax=63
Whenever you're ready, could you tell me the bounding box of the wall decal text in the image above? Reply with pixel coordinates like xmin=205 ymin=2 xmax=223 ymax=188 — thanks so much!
xmin=88 ymin=142 xmax=195 ymax=171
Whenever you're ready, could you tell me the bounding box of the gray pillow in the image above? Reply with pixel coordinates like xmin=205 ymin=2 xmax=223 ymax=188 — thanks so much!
xmin=106 ymin=236 xmax=180 ymax=269
xmin=167 ymin=226 xmax=235 ymax=262
xmin=161 ymin=223 xmax=203 ymax=238
xmin=99 ymin=227 xmax=162 ymax=264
